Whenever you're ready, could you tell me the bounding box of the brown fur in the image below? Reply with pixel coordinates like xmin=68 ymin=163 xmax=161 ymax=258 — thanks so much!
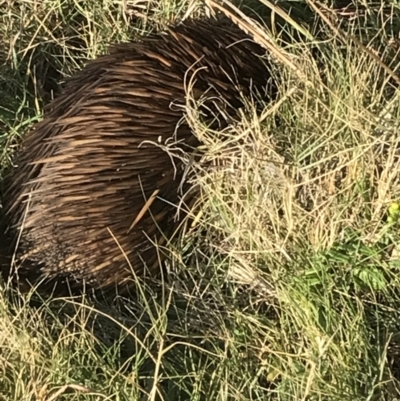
xmin=0 ymin=17 xmax=276 ymax=294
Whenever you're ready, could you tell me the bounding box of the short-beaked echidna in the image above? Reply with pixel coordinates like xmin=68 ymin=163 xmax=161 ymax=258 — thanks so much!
xmin=0 ymin=17 xmax=276 ymax=294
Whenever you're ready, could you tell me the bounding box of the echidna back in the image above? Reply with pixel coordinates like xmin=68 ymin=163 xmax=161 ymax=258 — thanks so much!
xmin=0 ymin=17 xmax=276 ymax=294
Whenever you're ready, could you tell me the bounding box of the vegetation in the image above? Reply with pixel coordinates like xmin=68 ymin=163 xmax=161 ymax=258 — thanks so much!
xmin=2 ymin=0 xmax=400 ymax=400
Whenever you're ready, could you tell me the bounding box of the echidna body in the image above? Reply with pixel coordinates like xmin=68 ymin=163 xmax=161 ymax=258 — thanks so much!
xmin=1 ymin=18 xmax=275 ymax=294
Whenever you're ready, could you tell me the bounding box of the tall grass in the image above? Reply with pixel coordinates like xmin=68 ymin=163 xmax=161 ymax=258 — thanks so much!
xmin=2 ymin=0 xmax=400 ymax=400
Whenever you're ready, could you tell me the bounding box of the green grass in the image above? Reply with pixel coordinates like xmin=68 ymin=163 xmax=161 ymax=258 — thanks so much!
xmin=2 ymin=0 xmax=400 ymax=400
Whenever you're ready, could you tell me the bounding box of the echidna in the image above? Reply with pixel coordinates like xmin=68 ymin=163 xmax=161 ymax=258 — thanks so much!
xmin=0 ymin=17 xmax=276 ymax=294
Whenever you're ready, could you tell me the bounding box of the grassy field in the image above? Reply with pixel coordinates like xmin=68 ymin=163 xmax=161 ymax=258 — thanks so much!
xmin=2 ymin=0 xmax=400 ymax=400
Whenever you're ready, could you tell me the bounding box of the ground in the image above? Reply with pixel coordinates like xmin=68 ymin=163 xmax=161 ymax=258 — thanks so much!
xmin=1 ymin=0 xmax=400 ymax=400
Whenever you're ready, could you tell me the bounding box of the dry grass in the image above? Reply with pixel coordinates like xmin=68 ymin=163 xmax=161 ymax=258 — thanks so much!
xmin=2 ymin=0 xmax=400 ymax=400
